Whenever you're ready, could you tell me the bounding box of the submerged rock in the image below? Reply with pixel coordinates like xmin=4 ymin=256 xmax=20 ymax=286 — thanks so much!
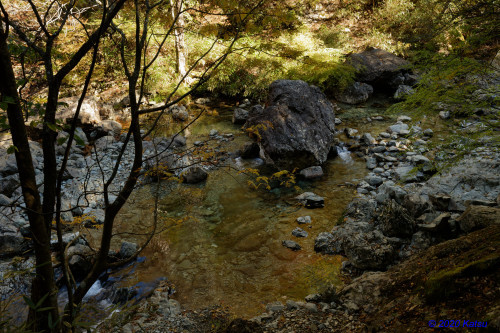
xmin=181 ymin=166 xmax=208 ymax=184
xmin=296 ymin=216 xmax=312 ymax=224
xmin=295 ymin=192 xmax=325 ymax=208
xmin=282 ymin=240 xmax=301 ymax=251
xmin=292 ymin=227 xmax=308 ymax=238
xmin=299 ymin=166 xmax=324 ymax=180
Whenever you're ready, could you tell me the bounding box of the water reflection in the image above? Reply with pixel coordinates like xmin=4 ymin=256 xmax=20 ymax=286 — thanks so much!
xmin=114 ymin=102 xmax=377 ymax=317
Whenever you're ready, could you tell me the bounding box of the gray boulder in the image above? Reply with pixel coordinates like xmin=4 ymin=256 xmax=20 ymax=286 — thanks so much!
xmin=245 ymin=80 xmax=336 ymax=169
xmin=362 ymin=133 xmax=377 ymax=145
xmin=387 ymin=122 xmax=409 ymax=135
xmin=365 ymin=175 xmax=383 ymax=187
xmin=0 ymin=222 xmax=26 ymax=257
xmin=0 ymin=153 xmax=18 ymax=176
xmin=417 ymin=152 xmax=500 ymax=211
xmin=393 ymin=164 xmax=424 ymax=183
xmin=94 ymin=135 xmax=116 ymax=150
xmin=343 ymin=230 xmax=396 ymax=270
xmin=248 ymin=104 xmax=264 ymax=118
xmin=344 ymin=197 xmax=378 ymax=221
xmin=345 ymin=128 xmax=359 ymax=138
xmin=439 ymin=111 xmax=451 ymax=119
xmin=366 ymin=157 xmax=377 ymax=169
xmin=232 ymin=108 xmax=249 ymax=125
xmin=314 ymin=232 xmax=335 ymax=254
xmin=393 ymin=85 xmax=414 ymax=100
xmin=299 ymin=166 xmax=324 ymax=180
xmin=170 ymin=105 xmax=189 ymax=121
xmin=67 ymin=244 xmax=93 ymax=280
xmin=119 ymin=241 xmax=138 ymax=258
xmin=100 ymin=120 xmax=122 ymax=137
xmin=347 ymin=48 xmax=410 ymax=91
xmin=181 ymin=166 xmax=208 ymax=184
xmin=377 ymin=200 xmax=416 ymax=238
xmin=0 ymin=174 xmax=19 ymax=197
xmin=315 ymin=222 xmax=395 ymax=270
xmin=456 ymin=205 xmax=500 ymax=233
xmin=334 ymin=82 xmax=373 ymax=105
xmin=397 ymin=115 xmax=412 ymax=122
xmin=266 ymin=301 xmax=285 ymax=313
xmin=74 ymin=127 xmax=88 ymax=146
xmin=0 ymin=194 xmax=12 ymax=206
xmin=56 ymin=96 xmax=101 ymax=125
xmin=315 ymin=221 xmax=374 ymax=255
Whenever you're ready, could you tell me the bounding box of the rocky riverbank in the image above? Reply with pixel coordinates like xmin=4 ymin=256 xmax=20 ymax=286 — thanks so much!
xmin=1 ymin=47 xmax=499 ymax=331
xmin=95 ymin=103 xmax=499 ymax=332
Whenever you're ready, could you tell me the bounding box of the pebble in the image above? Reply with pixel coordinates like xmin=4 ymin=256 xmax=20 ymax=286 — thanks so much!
xmin=296 ymin=216 xmax=312 ymax=224
xmin=304 ymin=303 xmax=318 ymax=313
xmin=292 ymin=227 xmax=308 ymax=238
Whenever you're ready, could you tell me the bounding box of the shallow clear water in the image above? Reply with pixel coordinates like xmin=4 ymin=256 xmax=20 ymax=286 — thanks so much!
xmin=110 ymin=102 xmax=377 ymax=318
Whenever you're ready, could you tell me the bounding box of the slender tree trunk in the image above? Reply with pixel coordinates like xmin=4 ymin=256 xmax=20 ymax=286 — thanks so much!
xmin=0 ymin=29 xmax=60 ymax=333
xmin=42 ymin=82 xmax=61 ymax=232
xmin=170 ymin=0 xmax=187 ymax=77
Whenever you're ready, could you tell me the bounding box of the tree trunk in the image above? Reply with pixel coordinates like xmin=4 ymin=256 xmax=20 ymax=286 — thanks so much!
xmin=0 ymin=30 xmax=60 ymax=333
xmin=170 ymin=0 xmax=187 ymax=78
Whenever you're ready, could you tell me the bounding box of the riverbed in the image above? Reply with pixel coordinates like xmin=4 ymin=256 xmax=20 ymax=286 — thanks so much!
xmin=106 ymin=99 xmax=397 ymax=318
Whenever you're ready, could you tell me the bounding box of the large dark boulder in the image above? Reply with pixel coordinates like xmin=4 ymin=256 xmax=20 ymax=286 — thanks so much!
xmin=245 ymin=80 xmax=336 ymax=170
xmin=347 ymin=48 xmax=411 ymax=92
xmin=377 ymin=200 xmax=416 ymax=238
xmin=314 ymin=222 xmax=397 ymax=270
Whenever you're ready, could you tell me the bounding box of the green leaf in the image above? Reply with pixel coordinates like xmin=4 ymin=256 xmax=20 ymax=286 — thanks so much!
xmin=0 ymin=102 xmax=7 ymax=110
xmin=7 ymin=145 xmax=18 ymax=154
xmin=34 ymin=293 xmax=49 ymax=309
xmin=48 ymin=313 xmax=53 ymax=329
xmin=57 ymin=137 xmax=68 ymax=146
xmin=37 ymin=306 xmax=55 ymax=312
xmin=46 ymin=122 xmax=59 ymax=132
xmin=22 ymin=296 xmax=36 ymax=310
xmin=74 ymin=134 xmax=85 ymax=146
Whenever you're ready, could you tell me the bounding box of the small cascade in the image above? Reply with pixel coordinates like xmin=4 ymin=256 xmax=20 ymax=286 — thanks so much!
xmin=336 ymin=145 xmax=354 ymax=164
